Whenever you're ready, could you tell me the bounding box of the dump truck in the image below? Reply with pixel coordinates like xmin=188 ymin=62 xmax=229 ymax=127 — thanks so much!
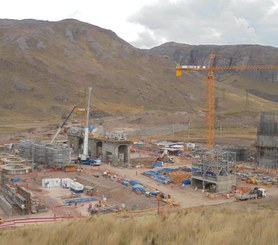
xmin=235 ymin=187 xmax=266 ymax=201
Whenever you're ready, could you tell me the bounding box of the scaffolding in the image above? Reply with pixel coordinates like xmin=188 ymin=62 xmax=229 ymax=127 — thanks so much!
xmin=191 ymin=151 xmax=236 ymax=193
xmin=17 ymin=140 xmax=72 ymax=167
xmin=256 ymin=111 xmax=278 ymax=168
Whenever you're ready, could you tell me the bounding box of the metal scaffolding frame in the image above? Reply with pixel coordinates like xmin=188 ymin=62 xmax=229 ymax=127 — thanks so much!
xmin=191 ymin=151 xmax=236 ymax=191
xmin=256 ymin=111 xmax=278 ymax=168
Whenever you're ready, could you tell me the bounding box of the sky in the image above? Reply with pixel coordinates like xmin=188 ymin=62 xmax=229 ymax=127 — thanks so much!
xmin=1 ymin=0 xmax=278 ymax=48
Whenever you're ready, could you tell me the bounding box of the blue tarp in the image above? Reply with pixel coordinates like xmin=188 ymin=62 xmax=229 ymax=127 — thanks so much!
xmin=182 ymin=179 xmax=191 ymax=185
xmin=150 ymin=191 xmax=159 ymax=197
xmin=64 ymin=197 xmax=97 ymax=204
xmin=132 ymin=184 xmax=147 ymax=193
xmin=143 ymin=171 xmax=158 ymax=176
xmin=129 ymin=180 xmax=144 ymax=186
xmin=153 ymin=175 xmax=174 ymax=184
xmin=152 ymin=161 xmax=164 ymax=168
xmin=11 ymin=177 xmax=21 ymax=183
xmin=157 ymin=168 xmax=176 ymax=174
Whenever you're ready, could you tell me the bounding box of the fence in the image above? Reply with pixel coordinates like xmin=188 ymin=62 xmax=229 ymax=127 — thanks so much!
xmin=0 ymin=215 xmax=75 ymax=228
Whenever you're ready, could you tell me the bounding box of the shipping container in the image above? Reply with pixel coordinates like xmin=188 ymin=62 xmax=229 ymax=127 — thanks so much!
xmin=61 ymin=178 xmax=74 ymax=188
xmin=42 ymin=178 xmax=61 ymax=188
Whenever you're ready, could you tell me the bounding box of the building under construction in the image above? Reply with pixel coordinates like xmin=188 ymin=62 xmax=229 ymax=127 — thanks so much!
xmin=191 ymin=151 xmax=236 ymax=193
xmin=256 ymin=111 xmax=278 ymax=168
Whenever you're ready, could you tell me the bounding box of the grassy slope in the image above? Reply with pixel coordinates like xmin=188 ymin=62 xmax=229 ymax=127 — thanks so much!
xmin=1 ymin=200 xmax=278 ymax=245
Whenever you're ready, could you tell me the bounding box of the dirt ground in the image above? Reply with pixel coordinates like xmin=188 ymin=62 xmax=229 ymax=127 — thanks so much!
xmin=0 ymin=115 xmax=276 ymax=221
xmin=1 ymin=156 xmax=278 ymax=221
xmin=0 ymin=166 xmax=161 ymax=219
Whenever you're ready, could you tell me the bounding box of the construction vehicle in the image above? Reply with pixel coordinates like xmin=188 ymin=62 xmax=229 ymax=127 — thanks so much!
xmin=235 ymin=187 xmax=266 ymax=201
xmin=176 ymin=54 xmax=278 ymax=149
xmin=77 ymin=158 xmax=101 ymax=166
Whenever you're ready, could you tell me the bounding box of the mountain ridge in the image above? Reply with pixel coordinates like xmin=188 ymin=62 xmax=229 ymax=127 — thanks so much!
xmin=0 ymin=19 xmax=277 ymax=123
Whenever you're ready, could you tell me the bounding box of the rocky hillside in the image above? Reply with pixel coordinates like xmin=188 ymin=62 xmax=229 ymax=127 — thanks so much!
xmin=0 ymin=19 xmax=277 ymax=123
xmin=150 ymin=42 xmax=278 ymax=102
xmin=150 ymin=42 xmax=278 ymax=81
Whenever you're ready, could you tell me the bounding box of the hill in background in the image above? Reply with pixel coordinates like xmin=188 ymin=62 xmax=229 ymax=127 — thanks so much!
xmin=0 ymin=19 xmax=277 ymax=128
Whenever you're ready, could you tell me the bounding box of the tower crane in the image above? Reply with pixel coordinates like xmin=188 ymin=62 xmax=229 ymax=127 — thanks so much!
xmin=176 ymin=53 xmax=278 ymax=149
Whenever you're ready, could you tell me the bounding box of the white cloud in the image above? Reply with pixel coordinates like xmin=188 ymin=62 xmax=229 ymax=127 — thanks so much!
xmin=129 ymin=0 xmax=278 ymax=48
xmin=0 ymin=0 xmax=277 ymax=48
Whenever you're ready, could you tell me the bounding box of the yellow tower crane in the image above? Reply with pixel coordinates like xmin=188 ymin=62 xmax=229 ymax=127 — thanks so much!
xmin=176 ymin=53 xmax=278 ymax=149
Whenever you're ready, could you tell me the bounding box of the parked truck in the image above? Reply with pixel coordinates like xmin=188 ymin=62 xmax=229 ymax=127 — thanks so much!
xmin=74 ymin=158 xmax=102 ymax=166
xmin=235 ymin=187 xmax=266 ymax=201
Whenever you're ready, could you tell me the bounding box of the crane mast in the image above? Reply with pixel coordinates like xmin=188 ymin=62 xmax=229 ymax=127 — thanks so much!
xmin=79 ymin=87 xmax=92 ymax=160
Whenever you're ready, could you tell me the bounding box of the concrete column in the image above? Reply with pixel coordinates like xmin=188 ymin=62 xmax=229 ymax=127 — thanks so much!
xmin=113 ymin=146 xmax=119 ymax=165
xmin=88 ymin=139 xmax=97 ymax=158
xmin=67 ymin=135 xmax=79 ymax=153
xmin=125 ymin=145 xmax=130 ymax=164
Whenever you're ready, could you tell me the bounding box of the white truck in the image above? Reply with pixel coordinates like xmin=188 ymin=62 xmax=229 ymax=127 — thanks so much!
xmin=235 ymin=187 xmax=266 ymax=201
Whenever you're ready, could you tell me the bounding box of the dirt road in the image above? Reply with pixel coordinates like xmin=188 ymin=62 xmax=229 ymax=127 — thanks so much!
xmin=98 ymin=164 xmax=236 ymax=208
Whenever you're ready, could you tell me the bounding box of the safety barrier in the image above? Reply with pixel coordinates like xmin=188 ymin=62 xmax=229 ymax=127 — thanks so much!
xmin=0 ymin=215 xmax=75 ymax=228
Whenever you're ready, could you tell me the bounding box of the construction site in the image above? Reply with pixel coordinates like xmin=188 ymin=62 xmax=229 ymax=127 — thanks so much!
xmin=0 ymin=53 xmax=278 ymax=228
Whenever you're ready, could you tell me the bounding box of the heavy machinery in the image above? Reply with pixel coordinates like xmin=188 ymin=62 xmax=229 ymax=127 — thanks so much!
xmin=176 ymin=54 xmax=278 ymax=149
xmin=79 ymin=87 xmax=92 ymax=161
xmin=235 ymin=187 xmax=266 ymax=201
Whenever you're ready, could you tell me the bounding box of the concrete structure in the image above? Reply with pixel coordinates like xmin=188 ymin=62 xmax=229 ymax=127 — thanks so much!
xmin=0 ymin=196 xmax=13 ymax=216
xmin=256 ymin=111 xmax=278 ymax=168
xmin=1 ymin=164 xmax=32 ymax=175
xmin=67 ymin=134 xmax=132 ymax=166
xmin=191 ymin=151 xmax=236 ymax=193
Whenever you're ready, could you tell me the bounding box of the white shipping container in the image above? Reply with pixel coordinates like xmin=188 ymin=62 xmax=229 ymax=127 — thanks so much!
xmin=61 ymin=178 xmax=74 ymax=188
xmin=42 ymin=178 xmax=61 ymax=188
